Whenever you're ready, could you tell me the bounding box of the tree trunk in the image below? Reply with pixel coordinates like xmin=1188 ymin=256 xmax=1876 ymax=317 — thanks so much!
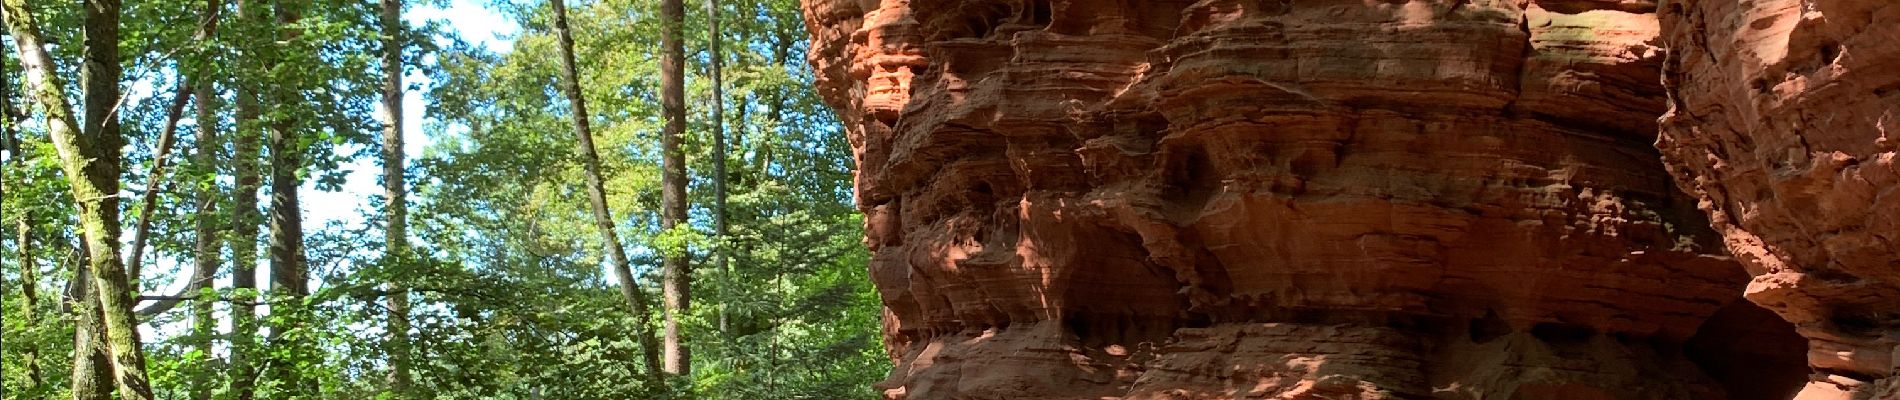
xmin=79 ymin=1 xmax=158 ymax=396
xmin=379 ymin=0 xmax=414 ymax=394
xmin=4 ymin=0 xmax=157 ymax=397
xmin=549 ymin=0 xmax=664 ymax=385
xmin=266 ymin=0 xmax=314 ymax=394
xmin=1 ymin=32 xmax=45 ymax=391
xmin=659 ymin=0 xmax=691 ymax=381
xmin=187 ymin=2 xmax=226 ymax=396
xmin=13 ymin=208 xmax=43 ymax=393
xmin=69 ymin=252 xmax=115 ymax=400
xmin=705 ymin=0 xmax=729 ymax=340
xmin=227 ymin=0 xmax=266 ymax=397
xmin=189 ymin=81 xmax=221 ymax=399
xmin=267 ymin=0 xmax=308 ymax=301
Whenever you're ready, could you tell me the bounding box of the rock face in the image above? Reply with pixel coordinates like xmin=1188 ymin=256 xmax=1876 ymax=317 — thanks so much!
xmin=1657 ymin=1 xmax=1900 ymax=399
xmin=803 ymin=0 xmax=1810 ymax=398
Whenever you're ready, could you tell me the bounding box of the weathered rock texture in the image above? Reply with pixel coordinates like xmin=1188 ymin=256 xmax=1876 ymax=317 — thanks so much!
xmin=1658 ymin=1 xmax=1900 ymax=399
xmin=803 ymin=0 xmax=1811 ymax=398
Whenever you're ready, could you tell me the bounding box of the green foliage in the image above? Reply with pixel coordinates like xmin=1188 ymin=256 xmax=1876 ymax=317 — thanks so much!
xmin=405 ymin=0 xmax=883 ymax=397
xmin=2 ymin=0 xmax=883 ymax=398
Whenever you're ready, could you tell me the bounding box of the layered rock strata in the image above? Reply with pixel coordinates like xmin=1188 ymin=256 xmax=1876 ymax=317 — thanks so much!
xmin=1658 ymin=1 xmax=1900 ymax=398
xmin=803 ymin=0 xmax=1811 ymax=398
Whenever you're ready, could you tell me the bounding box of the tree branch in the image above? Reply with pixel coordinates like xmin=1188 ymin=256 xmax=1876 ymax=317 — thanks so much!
xmin=136 ymin=293 xmax=266 ymax=307
xmin=123 ymin=81 xmax=192 ymax=281
xmin=132 ymin=0 xmax=226 ymax=320
xmin=131 ymin=266 xmax=214 ymax=317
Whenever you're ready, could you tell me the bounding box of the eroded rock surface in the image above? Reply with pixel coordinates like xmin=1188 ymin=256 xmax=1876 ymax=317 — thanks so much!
xmin=803 ymin=0 xmax=1810 ymax=398
xmin=1658 ymin=1 xmax=1900 ymax=398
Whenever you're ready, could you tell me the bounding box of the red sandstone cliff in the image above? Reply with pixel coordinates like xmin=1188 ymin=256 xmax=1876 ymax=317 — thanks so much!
xmin=1658 ymin=1 xmax=1898 ymax=399
xmin=803 ymin=0 xmax=1821 ymax=398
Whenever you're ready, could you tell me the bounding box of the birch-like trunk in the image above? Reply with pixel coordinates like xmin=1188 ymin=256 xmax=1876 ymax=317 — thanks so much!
xmin=550 ymin=0 xmax=665 ymax=386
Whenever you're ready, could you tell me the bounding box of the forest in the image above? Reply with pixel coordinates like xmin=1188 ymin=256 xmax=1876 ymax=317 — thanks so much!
xmin=1 ymin=0 xmax=884 ymax=398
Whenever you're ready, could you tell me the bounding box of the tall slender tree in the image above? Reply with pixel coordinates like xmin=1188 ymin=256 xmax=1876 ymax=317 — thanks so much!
xmin=549 ymin=0 xmax=664 ymax=386
xmin=0 ymin=25 xmax=44 ymax=391
xmin=187 ymin=101 xmax=222 ymax=398
xmin=0 ymin=6 xmax=8 ymax=202
xmin=186 ymin=2 xmax=227 ymax=397
xmin=659 ymin=0 xmax=691 ymax=380
xmin=4 ymin=0 xmax=157 ymax=397
xmin=12 ymin=226 xmax=43 ymax=390
xmin=227 ymin=0 xmax=267 ymax=397
xmin=265 ymin=0 xmax=315 ymax=394
xmin=379 ymin=0 xmax=415 ymax=394
xmin=705 ymin=0 xmax=729 ymax=339
xmin=268 ymin=1 xmax=309 ymax=301
xmin=12 ymin=218 xmax=44 ymax=392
